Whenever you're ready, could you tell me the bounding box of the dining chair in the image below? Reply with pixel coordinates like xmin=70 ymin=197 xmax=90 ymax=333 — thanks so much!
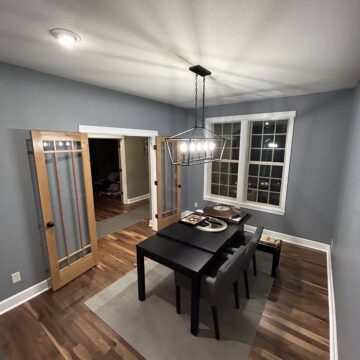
xmin=226 ymin=226 xmax=264 ymax=299
xmin=174 ymin=246 xmax=247 ymax=340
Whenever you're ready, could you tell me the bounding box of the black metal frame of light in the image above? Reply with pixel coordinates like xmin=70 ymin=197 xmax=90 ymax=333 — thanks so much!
xmin=165 ymin=65 xmax=226 ymax=166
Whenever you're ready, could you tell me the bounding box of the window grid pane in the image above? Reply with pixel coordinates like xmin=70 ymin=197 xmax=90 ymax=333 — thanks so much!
xmin=210 ymin=121 xmax=241 ymax=198
xmin=246 ymin=119 xmax=288 ymax=207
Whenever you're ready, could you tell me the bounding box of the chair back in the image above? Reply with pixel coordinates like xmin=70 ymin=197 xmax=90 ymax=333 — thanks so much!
xmin=242 ymin=226 xmax=264 ymax=270
xmin=211 ymin=246 xmax=247 ymax=299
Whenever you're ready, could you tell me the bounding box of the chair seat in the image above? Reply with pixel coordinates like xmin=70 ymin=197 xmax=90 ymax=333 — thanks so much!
xmin=174 ymin=252 xmax=231 ymax=304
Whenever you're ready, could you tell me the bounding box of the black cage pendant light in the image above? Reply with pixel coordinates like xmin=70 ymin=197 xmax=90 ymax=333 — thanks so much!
xmin=165 ymin=65 xmax=226 ymax=166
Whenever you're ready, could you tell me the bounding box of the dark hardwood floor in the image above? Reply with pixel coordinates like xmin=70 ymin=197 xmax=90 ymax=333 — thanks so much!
xmin=249 ymin=242 xmax=329 ymax=359
xmin=0 ymin=223 xmax=329 ymax=360
xmin=94 ymin=195 xmax=149 ymax=222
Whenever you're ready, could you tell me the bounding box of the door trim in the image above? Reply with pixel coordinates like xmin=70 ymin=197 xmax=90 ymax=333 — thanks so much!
xmin=79 ymin=125 xmax=159 ymax=231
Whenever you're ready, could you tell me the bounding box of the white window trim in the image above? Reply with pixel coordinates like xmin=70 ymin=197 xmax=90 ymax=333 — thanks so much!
xmin=203 ymin=111 xmax=296 ymax=215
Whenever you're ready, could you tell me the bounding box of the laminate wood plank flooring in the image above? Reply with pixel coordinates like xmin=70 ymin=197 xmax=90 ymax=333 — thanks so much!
xmin=0 ymin=223 xmax=329 ymax=360
xmin=94 ymin=195 xmax=149 ymax=222
xmin=249 ymin=243 xmax=329 ymax=360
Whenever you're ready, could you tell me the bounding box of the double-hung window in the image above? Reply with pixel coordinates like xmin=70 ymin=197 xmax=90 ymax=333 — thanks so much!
xmin=204 ymin=111 xmax=295 ymax=215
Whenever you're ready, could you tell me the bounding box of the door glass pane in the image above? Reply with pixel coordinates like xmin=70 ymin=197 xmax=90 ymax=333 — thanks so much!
xmin=45 ymin=150 xmax=90 ymax=266
xmin=73 ymin=152 xmax=91 ymax=247
xmin=56 ymin=152 xmax=82 ymax=254
xmin=45 ymin=153 xmax=67 ymax=261
xmin=161 ymin=142 xmax=178 ymax=217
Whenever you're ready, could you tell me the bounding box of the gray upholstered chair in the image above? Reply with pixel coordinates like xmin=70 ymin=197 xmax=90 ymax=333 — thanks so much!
xmin=227 ymin=226 xmax=264 ymax=299
xmin=174 ymin=246 xmax=247 ymax=340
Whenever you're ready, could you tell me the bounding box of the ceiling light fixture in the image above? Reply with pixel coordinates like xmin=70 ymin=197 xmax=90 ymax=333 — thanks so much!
xmin=166 ymin=65 xmax=226 ymax=166
xmin=50 ymin=28 xmax=81 ymax=47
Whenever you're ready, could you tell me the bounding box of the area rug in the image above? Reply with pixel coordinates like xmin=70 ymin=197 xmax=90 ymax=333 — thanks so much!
xmin=96 ymin=204 xmax=149 ymax=238
xmin=85 ymin=252 xmax=274 ymax=359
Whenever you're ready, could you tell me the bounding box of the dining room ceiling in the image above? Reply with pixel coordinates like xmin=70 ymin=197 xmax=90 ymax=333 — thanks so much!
xmin=0 ymin=0 xmax=359 ymax=108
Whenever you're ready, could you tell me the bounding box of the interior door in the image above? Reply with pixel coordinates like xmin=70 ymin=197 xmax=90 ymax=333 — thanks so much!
xmin=31 ymin=131 xmax=98 ymax=291
xmin=156 ymin=136 xmax=182 ymax=230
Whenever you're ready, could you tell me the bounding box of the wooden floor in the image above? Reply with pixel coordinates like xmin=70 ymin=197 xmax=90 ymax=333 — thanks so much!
xmin=94 ymin=194 xmax=149 ymax=222
xmin=0 ymin=222 xmax=329 ymax=360
xmin=249 ymin=242 xmax=329 ymax=359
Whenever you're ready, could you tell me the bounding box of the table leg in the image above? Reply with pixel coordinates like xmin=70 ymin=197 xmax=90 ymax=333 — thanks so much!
xmin=137 ymin=247 xmax=145 ymax=301
xmin=190 ymin=275 xmax=200 ymax=336
xmin=271 ymin=249 xmax=280 ymax=278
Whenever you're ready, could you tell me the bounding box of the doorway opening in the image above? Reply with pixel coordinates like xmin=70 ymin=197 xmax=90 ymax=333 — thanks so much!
xmin=88 ymin=136 xmax=151 ymax=237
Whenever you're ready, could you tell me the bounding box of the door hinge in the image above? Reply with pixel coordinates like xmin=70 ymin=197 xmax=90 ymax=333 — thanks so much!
xmin=177 ymin=184 xmax=182 ymax=188
xmin=154 ymin=181 xmax=158 ymax=186
xmin=153 ymin=145 xmax=157 ymax=150
xmin=155 ymin=214 xmax=158 ymax=219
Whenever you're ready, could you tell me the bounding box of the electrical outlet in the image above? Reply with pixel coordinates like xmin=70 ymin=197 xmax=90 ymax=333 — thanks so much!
xmin=194 ymin=202 xmax=198 ymax=208
xmin=11 ymin=271 xmax=21 ymax=284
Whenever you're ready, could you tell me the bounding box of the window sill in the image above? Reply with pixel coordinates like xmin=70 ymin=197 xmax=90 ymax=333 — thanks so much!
xmin=203 ymin=195 xmax=285 ymax=215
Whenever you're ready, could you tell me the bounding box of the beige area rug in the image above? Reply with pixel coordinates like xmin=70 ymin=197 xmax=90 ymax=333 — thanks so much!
xmin=85 ymin=252 xmax=274 ymax=360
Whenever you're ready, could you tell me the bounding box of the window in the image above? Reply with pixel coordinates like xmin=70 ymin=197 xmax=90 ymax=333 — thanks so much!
xmin=204 ymin=112 xmax=295 ymax=215
xmin=211 ymin=122 xmax=240 ymax=198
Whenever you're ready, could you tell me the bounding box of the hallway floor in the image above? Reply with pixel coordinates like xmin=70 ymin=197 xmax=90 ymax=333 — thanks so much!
xmin=94 ymin=195 xmax=149 ymax=222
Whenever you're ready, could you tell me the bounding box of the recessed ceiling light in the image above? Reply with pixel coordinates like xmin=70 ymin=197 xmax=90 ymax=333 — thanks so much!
xmin=50 ymin=28 xmax=81 ymax=47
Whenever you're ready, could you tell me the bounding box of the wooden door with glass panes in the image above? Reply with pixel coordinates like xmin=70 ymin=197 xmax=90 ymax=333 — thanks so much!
xmin=31 ymin=131 xmax=98 ymax=291
xmin=156 ymin=136 xmax=182 ymax=230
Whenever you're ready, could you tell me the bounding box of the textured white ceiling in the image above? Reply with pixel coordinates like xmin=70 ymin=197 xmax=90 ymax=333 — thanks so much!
xmin=0 ymin=0 xmax=359 ymax=108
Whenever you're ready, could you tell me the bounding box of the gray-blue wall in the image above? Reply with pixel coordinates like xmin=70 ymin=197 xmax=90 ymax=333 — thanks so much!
xmin=331 ymin=82 xmax=360 ymax=359
xmin=0 ymin=62 xmax=186 ymax=301
xmin=184 ymin=90 xmax=354 ymax=244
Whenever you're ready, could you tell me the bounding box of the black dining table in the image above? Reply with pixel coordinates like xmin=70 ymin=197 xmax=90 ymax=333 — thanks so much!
xmin=136 ymin=212 xmax=251 ymax=336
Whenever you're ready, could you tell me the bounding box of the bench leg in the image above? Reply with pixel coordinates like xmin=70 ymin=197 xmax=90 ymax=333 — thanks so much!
xmin=176 ymin=285 xmax=181 ymax=314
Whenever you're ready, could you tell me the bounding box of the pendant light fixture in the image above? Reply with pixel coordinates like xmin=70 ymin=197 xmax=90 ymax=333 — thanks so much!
xmin=166 ymin=65 xmax=226 ymax=166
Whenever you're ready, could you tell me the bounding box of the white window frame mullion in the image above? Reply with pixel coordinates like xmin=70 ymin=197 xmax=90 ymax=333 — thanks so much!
xmin=279 ymin=112 xmax=295 ymax=211
xmin=237 ymin=120 xmax=249 ymax=203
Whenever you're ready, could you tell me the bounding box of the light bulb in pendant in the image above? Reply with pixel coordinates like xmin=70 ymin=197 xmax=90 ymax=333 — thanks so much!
xmin=189 ymin=143 xmax=195 ymax=152
xmin=203 ymin=141 xmax=208 ymax=152
xmin=180 ymin=142 xmax=188 ymax=153
xmin=196 ymin=141 xmax=202 ymax=152
xmin=209 ymin=142 xmax=216 ymax=151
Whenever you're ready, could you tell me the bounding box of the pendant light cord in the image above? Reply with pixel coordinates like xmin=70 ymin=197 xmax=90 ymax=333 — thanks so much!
xmin=194 ymin=74 xmax=198 ymax=128
xmin=202 ymin=76 xmax=206 ymax=128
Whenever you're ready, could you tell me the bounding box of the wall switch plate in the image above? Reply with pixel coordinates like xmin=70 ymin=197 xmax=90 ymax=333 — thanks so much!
xmin=194 ymin=202 xmax=198 ymax=208
xmin=11 ymin=271 xmax=21 ymax=284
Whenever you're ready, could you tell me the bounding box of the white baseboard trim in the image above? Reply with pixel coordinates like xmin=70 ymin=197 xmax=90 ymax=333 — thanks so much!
xmin=0 ymin=278 xmax=51 ymax=315
xmin=244 ymin=224 xmax=330 ymax=253
xmin=125 ymin=193 xmax=150 ymax=204
xmin=327 ymin=248 xmax=338 ymax=360
xmin=181 ymin=210 xmax=194 ymax=218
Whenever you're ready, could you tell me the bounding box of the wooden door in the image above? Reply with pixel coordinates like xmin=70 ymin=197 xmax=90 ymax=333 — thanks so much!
xmin=156 ymin=136 xmax=182 ymax=230
xmin=31 ymin=131 xmax=98 ymax=291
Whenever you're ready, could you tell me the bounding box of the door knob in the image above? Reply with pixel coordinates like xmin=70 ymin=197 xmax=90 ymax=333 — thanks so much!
xmin=46 ymin=221 xmax=55 ymax=228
